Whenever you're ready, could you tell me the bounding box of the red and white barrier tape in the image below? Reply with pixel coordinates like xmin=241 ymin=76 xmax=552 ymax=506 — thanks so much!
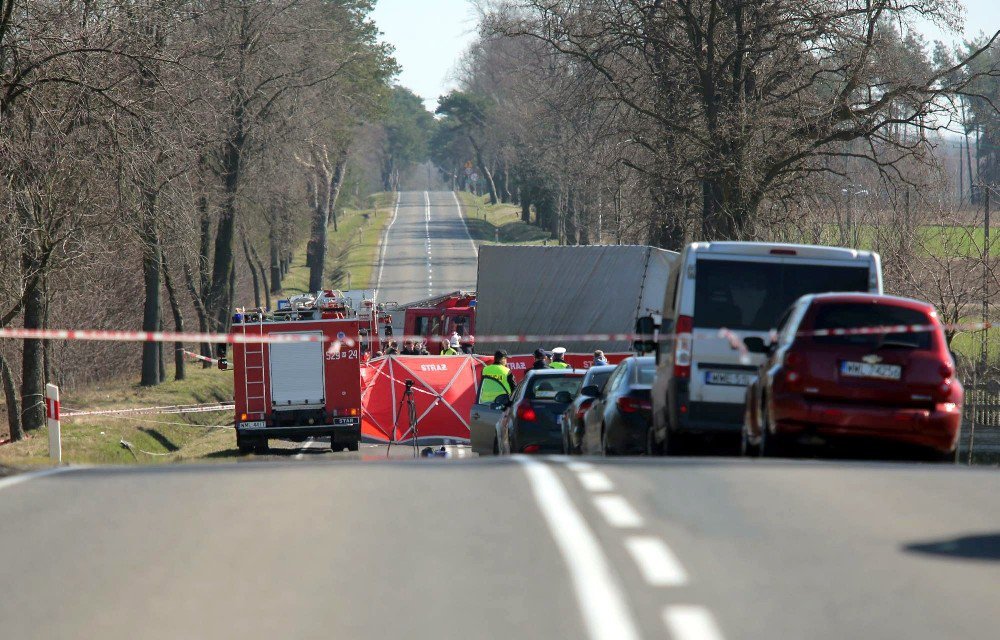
xmin=62 ymin=402 xmax=235 ymax=418
xmin=0 ymin=322 xmax=991 ymax=347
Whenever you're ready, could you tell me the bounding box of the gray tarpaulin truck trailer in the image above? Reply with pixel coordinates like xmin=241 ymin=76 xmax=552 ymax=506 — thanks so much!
xmin=474 ymin=245 xmax=679 ymax=355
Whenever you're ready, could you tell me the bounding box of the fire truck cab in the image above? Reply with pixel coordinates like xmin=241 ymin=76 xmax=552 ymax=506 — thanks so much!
xmin=231 ymin=291 xmax=365 ymax=454
xmin=402 ymin=291 xmax=476 ymax=354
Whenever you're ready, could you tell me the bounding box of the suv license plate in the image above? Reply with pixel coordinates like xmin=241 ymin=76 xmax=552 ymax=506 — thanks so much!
xmin=241 ymin=420 xmax=266 ymax=430
xmin=841 ymin=361 xmax=902 ymax=380
xmin=704 ymin=371 xmax=755 ymax=386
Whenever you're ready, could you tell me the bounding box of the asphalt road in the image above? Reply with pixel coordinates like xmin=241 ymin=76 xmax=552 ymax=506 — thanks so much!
xmin=1 ymin=457 xmax=998 ymax=639
xmin=374 ymin=190 xmax=478 ymax=311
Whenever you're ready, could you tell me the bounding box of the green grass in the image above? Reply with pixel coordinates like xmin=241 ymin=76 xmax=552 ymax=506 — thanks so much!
xmin=0 ymin=368 xmax=237 ymax=468
xmin=772 ymin=223 xmax=998 ymax=258
xmin=950 ymin=323 xmax=1000 ymax=363
xmin=455 ymin=191 xmax=552 ymax=245
xmin=282 ymin=192 xmax=395 ymax=294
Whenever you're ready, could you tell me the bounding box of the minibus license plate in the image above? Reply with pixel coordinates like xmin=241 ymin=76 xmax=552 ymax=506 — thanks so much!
xmin=705 ymin=371 xmax=754 ymax=386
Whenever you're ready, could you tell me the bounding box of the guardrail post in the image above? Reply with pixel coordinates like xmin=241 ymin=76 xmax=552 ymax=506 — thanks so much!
xmin=46 ymin=383 xmax=61 ymax=463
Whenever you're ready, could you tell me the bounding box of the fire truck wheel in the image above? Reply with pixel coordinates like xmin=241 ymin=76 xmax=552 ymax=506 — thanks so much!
xmin=237 ymin=435 xmax=254 ymax=455
xmin=330 ymin=439 xmax=345 ymax=452
xmin=347 ymin=439 xmax=359 ymax=452
xmin=253 ymin=438 xmax=270 ymax=454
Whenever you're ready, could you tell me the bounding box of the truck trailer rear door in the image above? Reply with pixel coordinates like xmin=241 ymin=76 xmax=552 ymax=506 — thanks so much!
xmin=269 ymin=332 xmax=325 ymax=409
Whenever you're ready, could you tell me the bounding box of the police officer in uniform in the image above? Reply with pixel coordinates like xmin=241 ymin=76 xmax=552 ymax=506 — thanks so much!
xmin=480 ymin=350 xmax=517 ymax=404
xmin=549 ymin=346 xmax=570 ymax=369
xmin=532 ymin=348 xmax=551 ymax=370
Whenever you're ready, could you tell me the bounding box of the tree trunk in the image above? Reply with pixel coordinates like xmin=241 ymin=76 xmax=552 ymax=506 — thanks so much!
xmin=208 ymin=111 xmax=245 ymax=336
xmin=162 ymin=254 xmax=186 ymax=381
xmin=269 ymin=224 xmax=282 ymax=294
xmin=20 ymin=269 xmax=45 ymax=432
xmin=140 ymin=193 xmax=162 ymax=387
xmin=468 ymin=136 xmax=498 ymax=204
xmin=1 ymin=353 xmax=23 ymax=442
xmin=243 ymin=231 xmax=262 ymax=307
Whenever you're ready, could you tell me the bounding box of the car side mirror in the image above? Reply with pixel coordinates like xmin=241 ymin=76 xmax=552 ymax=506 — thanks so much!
xmin=580 ymin=385 xmax=600 ymax=398
xmin=633 ymin=316 xmax=657 ymax=354
xmin=743 ymin=337 xmax=768 ymax=354
xmin=490 ymin=394 xmax=510 ymax=410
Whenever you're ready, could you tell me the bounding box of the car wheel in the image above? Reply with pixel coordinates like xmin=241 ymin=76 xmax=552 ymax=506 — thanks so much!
xmin=492 ymin=436 xmax=499 ymax=455
xmin=646 ymin=427 xmax=663 ymax=456
xmin=741 ymin=406 xmax=760 ymax=457
xmin=758 ymin=401 xmax=787 ymax=458
xmin=663 ymin=427 xmax=684 ymax=456
xmin=601 ymin=425 xmax=616 ymax=456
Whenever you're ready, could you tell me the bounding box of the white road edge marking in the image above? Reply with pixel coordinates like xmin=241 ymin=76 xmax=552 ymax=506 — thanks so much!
xmin=577 ymin=470 xmax=614 ymax=492
xmin=593 ymin=494 xmax=645 ymax=528
xmin=625 ymin=536 xmax=689 ymax=587
xmin=663 ymin=605 xmax=726 ymax=640
xmin=374 ymin=192 xmax=402 ymax=300
xmin=517 ymin=457 xmax=641 ymax=640
xmin=451 ymin=191 xmax=479 ymax=257
xmin=424 ymin=191 xmax=433 ymax=295
xmin=294 ymin=437 xmax=318 ymax=460
xmin=0 ymin=465 xmax=80 ymax=492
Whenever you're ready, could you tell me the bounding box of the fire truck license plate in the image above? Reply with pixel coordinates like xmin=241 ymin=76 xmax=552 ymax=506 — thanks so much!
xmin=333 ymin=417 xmax=358 ymax=426
xmin=241 ymin=421 xmax=266 ymax=430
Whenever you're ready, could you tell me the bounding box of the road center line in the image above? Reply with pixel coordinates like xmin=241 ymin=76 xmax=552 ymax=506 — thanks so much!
xmin=663 ymin=605 xmax=727 ymax=640
xmin=593 ymin=494 xmax=645 ymax=528
xmin=577 ymin=470 xmax=614 ymax=492
xmin=624 ymin=536 xmax=689 ymax=587
xmin=517 ymin=457 xmax=641 ymax=640
xmin=294 ymin=437 xmax=318 ymax=459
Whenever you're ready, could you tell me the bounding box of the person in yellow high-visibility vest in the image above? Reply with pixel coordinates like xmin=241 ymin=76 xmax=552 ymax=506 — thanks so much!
xmin=549 ymin=346 xmax=570 ymax=369
xmin=479 ymin=350 xmax=516 ymax=404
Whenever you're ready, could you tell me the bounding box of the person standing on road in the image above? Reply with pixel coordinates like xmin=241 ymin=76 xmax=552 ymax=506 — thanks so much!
xmin=441 ymin=340 xmax=459 ymax=356
xmin=593 ymin=350 xmax=608 ymax=366
xmin=532 ymin=348 xmax=551 ymax=370
xmin=401 ymin=340 xmax=416 ymax=356
xmin=550 ymin=347 xmax=570 ymax=369
xmin=480 ymin=350 xmax=516 ymax=403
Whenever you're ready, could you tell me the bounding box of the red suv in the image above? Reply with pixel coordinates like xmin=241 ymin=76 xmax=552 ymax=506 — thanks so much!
xmin=742 ymin=293 xmax=962 ymax=461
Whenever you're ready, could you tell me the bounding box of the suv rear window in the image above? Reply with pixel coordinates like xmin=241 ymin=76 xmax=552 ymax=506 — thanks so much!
xmin=527 ymin=375 xmax=583 ymax=400
xmin=694 ymin=259 xmax=870 ymax=331
xmin=811 ymin=303 xmax=933 ymax=349
xmin=633 ymin=362 xmax=656 ymax=385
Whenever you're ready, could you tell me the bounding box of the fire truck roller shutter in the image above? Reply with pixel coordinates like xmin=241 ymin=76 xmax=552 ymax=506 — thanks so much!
xmin=269 ymin=332 xmax=326 ymax=409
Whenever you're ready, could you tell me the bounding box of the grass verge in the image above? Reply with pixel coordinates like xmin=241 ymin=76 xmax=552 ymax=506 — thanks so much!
xmin=282 ymin=192 xmax=395 ymax=294
xmin=455 ymin=191 xmax=552 ymax=245
xmin=0 ymin=367 xmax=237 ymax=468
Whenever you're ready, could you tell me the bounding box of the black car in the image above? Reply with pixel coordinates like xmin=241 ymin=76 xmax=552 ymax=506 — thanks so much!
xmin=497 ymin=369 xmax=584 ymax=455
xmin=561 ymin=365 xmax=616 ymax=454
xmin=581 ymin=356 xmax=656 ymax=455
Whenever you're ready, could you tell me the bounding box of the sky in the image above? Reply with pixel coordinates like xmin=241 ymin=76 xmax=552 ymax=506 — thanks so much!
xmin=371 ymin=0 xmax=1000 ymax=116
xmin=371 ymin=0 xmax=479 ymax=113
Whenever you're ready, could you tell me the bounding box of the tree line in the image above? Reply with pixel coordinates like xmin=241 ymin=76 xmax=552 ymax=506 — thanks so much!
xmin=0 ymin=1 xmax=434 ymax=441
xmin=431 ymin=1 xmax=1000 ymax=248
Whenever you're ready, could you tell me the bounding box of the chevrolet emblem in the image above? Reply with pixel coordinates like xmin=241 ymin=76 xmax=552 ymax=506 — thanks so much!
xmin=862 ymin=354 xmax=882 ymax=364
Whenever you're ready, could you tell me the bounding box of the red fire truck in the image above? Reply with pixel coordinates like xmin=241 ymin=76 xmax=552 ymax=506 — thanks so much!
xmin=231 ymin=291 xmax=366 ymax=454
xmin=401 ymin=290 xmax=476 ymax=354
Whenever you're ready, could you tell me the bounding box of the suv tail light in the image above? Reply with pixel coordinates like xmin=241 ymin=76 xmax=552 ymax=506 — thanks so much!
xmin=516 ymin=403 xmax=537 ymax=422
xmin=618 ymin=397 xmax=652 ymax=413
xmin=674 ymin=315 xmax=693 ymax=379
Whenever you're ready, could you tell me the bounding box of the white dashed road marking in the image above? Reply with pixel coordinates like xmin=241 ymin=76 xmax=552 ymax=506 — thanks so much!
xmin=663 ymin=605 xmax=726 ymax=640
xmin=424 ymin=191 xmax=433 ymax=296
xmin=624 ymin=535 xmax=689 ymax=587
xmin=593 ymin=494 xmax=645 ymax=528
xmin=517 ymin=457 xmax=641 ymax=640
xmin=294 ymin=437 xmax=319 ymax=459
xmin=577 ymin=470 xmax=614 ymax=492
